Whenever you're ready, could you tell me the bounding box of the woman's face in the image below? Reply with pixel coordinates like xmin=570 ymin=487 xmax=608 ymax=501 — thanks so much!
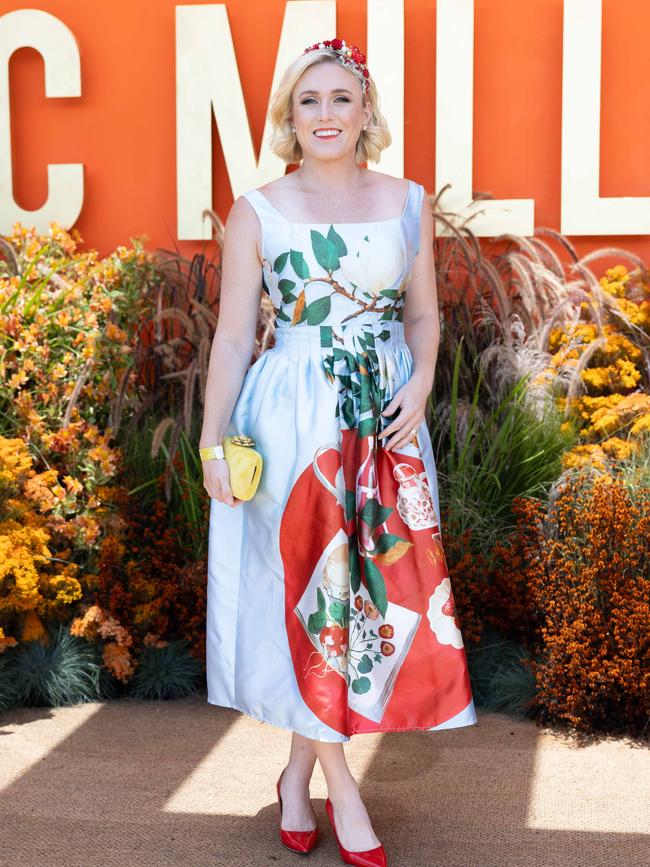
xmin=290 ymin=60 xmax=371 ymax=162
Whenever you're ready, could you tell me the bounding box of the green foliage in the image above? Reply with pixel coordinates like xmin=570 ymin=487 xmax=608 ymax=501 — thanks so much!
xmin=0 ymin=625 xmax=105 ymax=710
xmin=127 ymin=640 xmax=204 ymax=701
xmin=466 ymin=624 xmax=537 ymax=715
xmin=618 ymin=431 xmax=650 ymax=499
xmin=432 ymin=339 xmax=577 ymax=554
xmin=122 ymin=416 xmax=208 ymax=559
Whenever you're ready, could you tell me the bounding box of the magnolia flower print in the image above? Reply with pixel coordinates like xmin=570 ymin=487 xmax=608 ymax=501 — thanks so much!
xmin=339 ymin=229 xmax=405 ymax=298
xmin=427 ymin=578 xmax=464 ymax=649
xmin=262 ymin=258 xmax=284 ymax=309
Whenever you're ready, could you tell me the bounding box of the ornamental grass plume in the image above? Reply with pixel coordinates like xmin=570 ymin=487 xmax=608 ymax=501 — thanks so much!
xmin=137 ymin=224 xmax=275 ymax=502
xmin=430 ymin=192 xmax=649 ymax=463
xmin=406 ymin=188 xmax=649 ymax=490
xmin=539 ymin=264 xmax=650 ymax=466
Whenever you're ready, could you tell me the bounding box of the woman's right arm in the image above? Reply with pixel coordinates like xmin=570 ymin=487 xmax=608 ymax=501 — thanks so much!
xmin=200 ymin=195 xmax=264 ymax=506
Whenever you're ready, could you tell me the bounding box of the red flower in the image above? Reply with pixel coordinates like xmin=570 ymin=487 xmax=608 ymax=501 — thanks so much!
xmin=331 ymin=38 xmax=343 ymax=50
xmin=381 ymin=641 xmax=395 ymax=656
xmin=364 ymin=600 xmax=379 ymax=620
xmin=319 ymin=624 xmax=349 ymax=658
xmin=442 ymin=595 xmax=456 ymax=618
xmin=378 ymin=624 xmax=394 ymax=639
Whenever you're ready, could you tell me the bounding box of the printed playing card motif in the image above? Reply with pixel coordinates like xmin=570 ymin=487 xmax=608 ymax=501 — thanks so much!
xmin=294 ymin=529 xmax=421 ymax=724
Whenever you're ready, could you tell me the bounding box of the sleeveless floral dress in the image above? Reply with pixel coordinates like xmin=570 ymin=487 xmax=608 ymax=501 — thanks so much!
xmin=206 ymin=179 xmax=477 ymax=741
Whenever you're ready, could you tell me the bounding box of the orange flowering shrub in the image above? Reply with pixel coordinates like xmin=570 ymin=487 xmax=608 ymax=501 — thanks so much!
xmin=439 ymin=527 xmax=489 ymax=647
xmin=539 ymin=265 xmax=650 ymax=469
xmin=0 ymin=224 xmax=160 ymax=556
xmin=0 ymin=224 xmax=162 ymax=656
xmin=86 ymin=480 xmax=208 ymax=671
xmin=488 ymin=465 xmax=650 ymax=735
xmin=69 ymin=604 xmax=136 ymax=682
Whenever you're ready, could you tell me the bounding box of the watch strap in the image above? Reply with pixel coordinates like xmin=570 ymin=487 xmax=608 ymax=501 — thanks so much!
xmin=200 ymin=444 xmax=225 ymax=461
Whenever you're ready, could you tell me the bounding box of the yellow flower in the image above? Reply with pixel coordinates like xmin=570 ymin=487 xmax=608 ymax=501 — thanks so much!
xmin=82 ymin=339 xmax=97 ymax=359
xmin=561 ymin=444 xmax=608 ymax=470
xmin=84 ymin=424 xmax=100 ymax=443
xmin=630 ymin=413 xmax=650 ymax=435
xmin=0 ymin=436 xmax=33 ymax=488
xmin=55 ymin=310 xmax=71 ymax=327
xmin=105 ymin=321 xmax=127 ymax=342
xmin=614 ymin=297 xmax=650 ymax=329
xmin=600 ymin=437 xmax=638 ymax=461
xmin=23 ymin=469 xmax=65 ymax=512
xmin=602 ymin=264 xmax=629 ymax=283
xmin=51 ymin=363 xmax=67 ymax=379
xmin=99 ymin=296 xmax=113 ymax=314
xmin=46 ymin=572 xmax=83 ymax=607
xmin=63 ymin=475 xmax=83 ymax=496
xmin=8 ymin=370 xmax=28 ymax=390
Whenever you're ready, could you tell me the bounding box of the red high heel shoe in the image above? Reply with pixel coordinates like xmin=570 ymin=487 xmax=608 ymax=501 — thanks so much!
xmin=325 ymin=797 xmax=388 ymax=867
xmin=276 ymin=768 xmax=320 ymax=855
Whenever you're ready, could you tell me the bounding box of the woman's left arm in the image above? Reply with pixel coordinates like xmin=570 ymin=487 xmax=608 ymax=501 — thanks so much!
xmin=379 ymin=192 xmax=439 ymax=451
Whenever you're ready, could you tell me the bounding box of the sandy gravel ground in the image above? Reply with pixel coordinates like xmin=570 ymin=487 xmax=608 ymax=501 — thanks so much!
xmin=1 ymin=697 xmax=648 ymax=867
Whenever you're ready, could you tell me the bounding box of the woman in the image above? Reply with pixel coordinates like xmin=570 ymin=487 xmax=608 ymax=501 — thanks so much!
xmin=200 ymin=38 xmax=477 ymax=867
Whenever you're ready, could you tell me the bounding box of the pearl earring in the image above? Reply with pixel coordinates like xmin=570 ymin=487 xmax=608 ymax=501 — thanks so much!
xmin=291 ymin=127 xmax=296 ymax=132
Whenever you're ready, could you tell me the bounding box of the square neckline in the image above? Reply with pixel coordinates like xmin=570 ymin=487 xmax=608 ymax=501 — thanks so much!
xmin=252 ymin=179 xmax=412 ymax=227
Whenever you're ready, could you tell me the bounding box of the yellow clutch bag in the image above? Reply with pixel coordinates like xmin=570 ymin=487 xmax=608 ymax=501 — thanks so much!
xmin=222 ymin=434 xmax=263 ymax=501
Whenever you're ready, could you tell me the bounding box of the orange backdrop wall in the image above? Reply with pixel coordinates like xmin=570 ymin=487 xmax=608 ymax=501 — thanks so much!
xmin=6 ymin=0 xmax=650 ymax=264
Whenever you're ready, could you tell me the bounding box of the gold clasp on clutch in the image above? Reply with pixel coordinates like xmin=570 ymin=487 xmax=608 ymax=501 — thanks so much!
xmin=231 ymin=433 xmax=256 ymax=448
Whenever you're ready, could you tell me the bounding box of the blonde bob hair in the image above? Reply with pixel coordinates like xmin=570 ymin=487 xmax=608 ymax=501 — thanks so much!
xmin=268 ymin=48 xmax=391 ymax=165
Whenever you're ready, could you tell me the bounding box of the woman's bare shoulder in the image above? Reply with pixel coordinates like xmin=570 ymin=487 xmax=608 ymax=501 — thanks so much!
xmin=228 ymin=192 xmax=259 ymax=227
xmin=363 ymin=170 xmax=413 ymax=211
xmin=224 ymin=195 xmax=264 ymax=266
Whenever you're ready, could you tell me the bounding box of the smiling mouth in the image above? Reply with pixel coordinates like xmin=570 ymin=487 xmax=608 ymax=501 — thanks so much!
xmin=313 ymin=129 xmax=341 ymax=138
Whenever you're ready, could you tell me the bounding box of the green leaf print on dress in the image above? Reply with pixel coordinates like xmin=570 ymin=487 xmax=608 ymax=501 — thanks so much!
xmin=317 ymin=324 xmax=399 ymax=616
xmin=261 ymin=224 xmax=410 ymax=326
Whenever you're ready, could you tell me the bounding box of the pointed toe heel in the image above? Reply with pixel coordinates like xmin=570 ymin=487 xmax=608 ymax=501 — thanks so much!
xmin=276 ymin=770 xmax=320 ymax=855
xmin=325 ymin=798 xmax=388 ymax=867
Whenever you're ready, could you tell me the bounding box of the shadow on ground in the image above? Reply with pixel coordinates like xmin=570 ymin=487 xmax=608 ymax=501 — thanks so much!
xmin=0 ymin=697 xmax=648 ymax=866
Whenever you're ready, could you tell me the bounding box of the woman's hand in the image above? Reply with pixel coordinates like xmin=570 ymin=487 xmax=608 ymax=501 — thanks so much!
xmin=378 ymin=371 xmax=430 ymax=451
xmin=202 ymin=458 xmax=242 ymax=507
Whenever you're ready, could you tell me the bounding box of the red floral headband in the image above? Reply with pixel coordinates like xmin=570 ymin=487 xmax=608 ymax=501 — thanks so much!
xmin=303 ymin=38 xmax=370 ymax=95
